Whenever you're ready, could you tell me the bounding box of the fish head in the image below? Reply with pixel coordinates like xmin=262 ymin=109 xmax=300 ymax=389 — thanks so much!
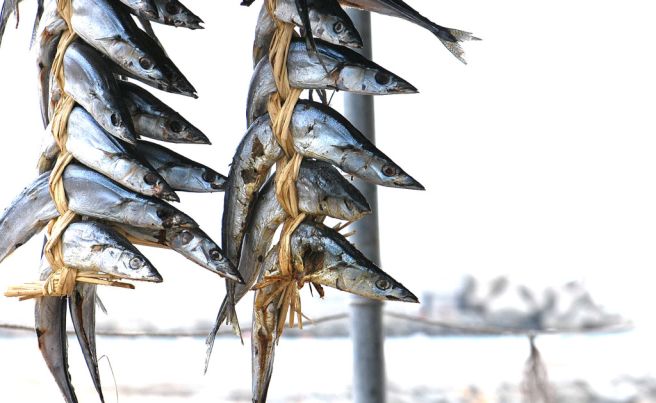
xmin=116 ymin=248 xmax=163 ymax=282
xmin=295 ymin=222 xmax=418 ymax=303
xmin=293 ymin=101 xmax=424 ymax=190
xmin=310 ymin=8 xmax=363 ymax=49
xmin=296 ymin=160 xmax=370 ymax=221
xmin=167 ymin=228 xmax=242 ymax=282
xmin=87 ymin=92 xmax=137 ymax=144
xmin=158 ymin=0 xmax=204 ymax=29
xmin=336 ymin=64 xmax=417 ymax=95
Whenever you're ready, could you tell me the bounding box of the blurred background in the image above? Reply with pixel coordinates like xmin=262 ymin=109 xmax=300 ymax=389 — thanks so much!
xmin=0 ymin=0 xmax=655 ymax=402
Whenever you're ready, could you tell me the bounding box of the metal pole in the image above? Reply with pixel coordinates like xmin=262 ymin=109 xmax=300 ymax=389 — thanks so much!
xmin=344 ymin=10 xmax=386 ymax=403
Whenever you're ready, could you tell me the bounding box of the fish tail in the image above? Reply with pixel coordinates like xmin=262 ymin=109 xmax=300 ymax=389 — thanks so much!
xmin=204 ymin=294 xmax=240 ymax=373
xmin=433 ymin=26 xmax=481 ymax=64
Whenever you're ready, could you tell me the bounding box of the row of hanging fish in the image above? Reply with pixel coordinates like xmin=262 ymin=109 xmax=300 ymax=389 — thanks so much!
xmin=209 ymin=0 xmax=479 ymax=401
xmin=0 ymin=0 xmax=234 ymax=402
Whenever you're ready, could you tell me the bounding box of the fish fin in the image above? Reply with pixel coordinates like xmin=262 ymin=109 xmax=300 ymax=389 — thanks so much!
xmin=29 ymin=0 xmax=44 ymax=49
xmin=204 ymin=295 xmax=231 ymax=374
xmin=435 ymin=27 xmax=480 ymax=65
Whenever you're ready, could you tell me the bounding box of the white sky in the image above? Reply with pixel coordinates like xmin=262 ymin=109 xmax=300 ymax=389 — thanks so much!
xmin=0 ymin=0 xmax=654 ymax=333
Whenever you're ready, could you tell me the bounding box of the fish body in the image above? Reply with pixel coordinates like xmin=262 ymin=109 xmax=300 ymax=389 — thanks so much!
xmin=62 ymin=221 xmax=162 ymax=282
xmin=58 ymin=40 xmax=136 ymax=144
xmin=338 ymin=0 xmax=479 ymax=63
xmin=224 ymin=100 xmax=422 ymax=269
xmin=64 ymin=106 xmax=177 ymax=201
xmin=34 ymin=0 xmax=65 ymax=128
xmin=253 ymin=0 xmax=362 ymax=66
xmin=206 ymin=159 xmax=370 ymax=366
xmin=68 ymin=284 xmax=104 ymax=403
xmin=112 ymin=224 xmax=242 ymax=282
xmin=36 ymin=261 xmax=78 ymax=403
xmin=0 ymin=172 xmax=56 ymax=264
xmin=70 ymin=0 xmax=196 ymax=96
xmin=64 ymin=164 xmax=197 ymax=230
xmin=137 ymin=140 xmax=227 ymax=192
xmin=247 ymin=37 xmax=416 ymax=125
xmin=120 ymin=81 xmax=209 ymax=144
xmin=251 ymin=249 xmax=280 ymax=403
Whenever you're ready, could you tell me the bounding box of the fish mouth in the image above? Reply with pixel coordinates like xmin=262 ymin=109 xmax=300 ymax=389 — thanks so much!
xmin=142 ymin=8 xmax=159 ymax=20
xmin=157 ymin=186 xmax=180 ymax=202
xmin=392 ymin=76 xmax=419 ymax=94
xmin=386 ymin=290 xmax=419 ymax=303
xmin=395 ymin=172 xmax=425 ymax=191
xmin=170 ymin=76 xmax=198 ymax=98
xmin=188 ymin=129 xmax=211 ymax=145
xmin=143 ymin=267 xmax=164 ymax=283
xmin=221 ymin=267 xmax=245 ymax=284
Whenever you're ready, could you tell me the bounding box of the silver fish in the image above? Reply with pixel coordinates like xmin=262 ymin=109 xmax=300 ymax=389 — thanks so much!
xmin=54 ymin=40 xmax=136 ymax=144
xmin=206 ymin=159 xmax=370 ymax=369
xmin=224 ymin=100 xmax=422 ymax=269
xmin=0 ymin=172 xmax=56 ymax=264
xmin=35 ymin=289 xmax=78 ymax=403
xmin=68 ymin=284 xmax=104 ymax=403
xmin=70 ymin=0 xmax=197 ymax=97
xmin=138 ymin=140 xmax=227 ymax=193
xmin=34 ymin=0 xmax=65 ymax=128
xmin=63 ymin=164 xmax=198 ymax=230
xmin=62 ymin=221 xmax=162 ymax=282
xmin=64 ymin=106 xmax=178 ymax=201
xmin=247 ymin=37 xmax=416 ymax=125
xmin=339 ymin=0 xmax=480 ymax=64
xmin=118 ymin=0 xmax=158 ymax=20
xmin=291 ymin=220 xmax=418 ymax=302
xmin=112 ymin=224 xmax=243 ymax=282
xmin=0 ymin=165 xmax=197 ymax=266
xmin=120 ymin=81 xmax=210 ymax=144
xmin=253 ymin=0 xmax=362 ymax=67
xmin=251 ymin=248 xmax=280 ymax=403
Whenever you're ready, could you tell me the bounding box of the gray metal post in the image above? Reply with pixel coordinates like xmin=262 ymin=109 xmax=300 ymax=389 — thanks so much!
xmin=344 ymin=10 xmax=386 ymax=403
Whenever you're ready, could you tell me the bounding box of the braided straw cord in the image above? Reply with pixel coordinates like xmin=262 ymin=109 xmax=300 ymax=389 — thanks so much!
xmin=253 ymin=0 xmax=316 ymax=335
xmin=5 ymin=0 xmax=132 ymax=299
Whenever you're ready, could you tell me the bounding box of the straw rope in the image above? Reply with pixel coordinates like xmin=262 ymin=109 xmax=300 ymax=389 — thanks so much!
xmin=252 ymin=0 xmax=314 ymax=336
xmin=5 ymin=0 xmax=132 ymax=299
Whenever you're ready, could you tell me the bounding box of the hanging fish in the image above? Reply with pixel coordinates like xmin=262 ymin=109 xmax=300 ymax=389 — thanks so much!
xmin=247 ymin=37 xmax=416 ymax=125
xmin=339 ymin=0 xmax=480 ymax=63
xmin=206 ymin=159 xmax=370 ymax=368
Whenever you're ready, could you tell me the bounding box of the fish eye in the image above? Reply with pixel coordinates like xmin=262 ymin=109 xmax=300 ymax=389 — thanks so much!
xmin=165 ymin=1 xmax=180 ymax=14
xmin=157 ymin=208 xmax=172 ymax=219
xmin=333 ymin=21 xmax=344 ymax=34
xmin=382 ymin=164 xmax=399 ymax=177
xmin=374 ymin=71 xmax=391 ymax=85
xmin=202 ymin=170 xmax=217 ymax=183
xmin=168 ymin=120 xmax=183 ymax=133
xmin=179 ymin=230 xmax=194 ymax=244
xmin=375 ymin=279 xmax=391 ymax=290
xmin=110 ymin=113 xmax=120 ymax=127
xmin=139 ymin=57 xmax=154 ymax=70
xmin=209 ymin=248 xmax=223 ymax=261
xmin=144 ymin=172 xmax=159 ymax=185
xmin=129 ymin=257 xmax=144 ymax=270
